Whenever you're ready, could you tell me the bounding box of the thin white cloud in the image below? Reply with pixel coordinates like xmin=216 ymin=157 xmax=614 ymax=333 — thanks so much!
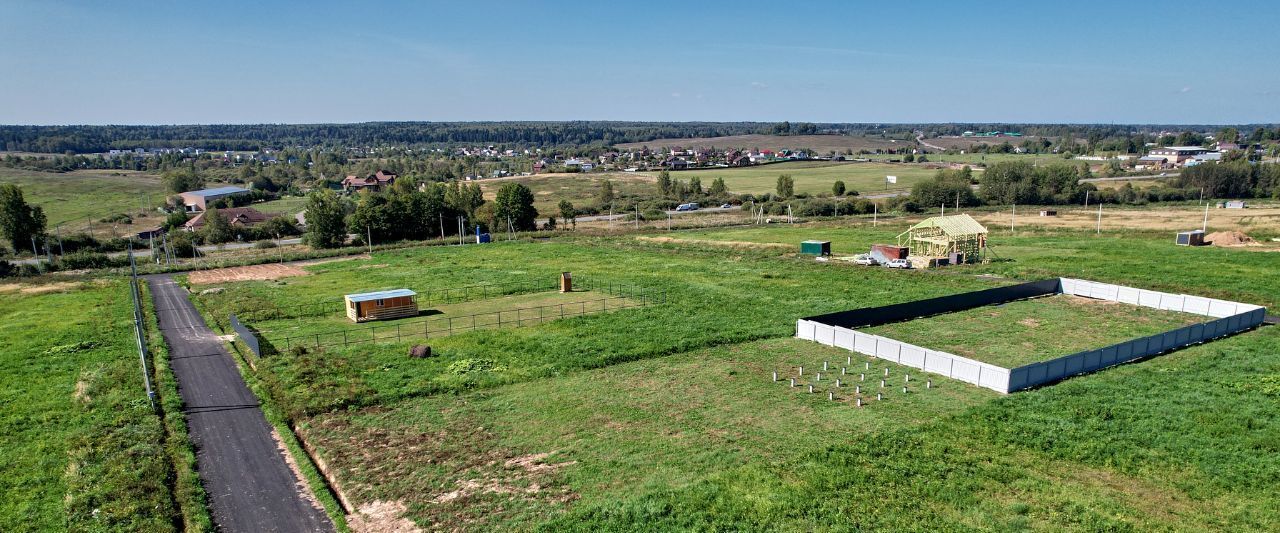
xmin=750 ymin=81 xmax=768 ymax=89
xmin=1180 ymin=86 xmax=1192 ymax=93
xmin=671 ymin=92 xmax=682 ymax=98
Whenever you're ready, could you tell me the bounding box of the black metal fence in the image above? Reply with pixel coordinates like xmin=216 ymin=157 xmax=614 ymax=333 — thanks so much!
xmin=229 ymin=313 xmax=262 ymax=358
xmin=263 ymin=283 xmax=665 ymax=354
xmin=236 ymin=277 xmax=615 ymax=322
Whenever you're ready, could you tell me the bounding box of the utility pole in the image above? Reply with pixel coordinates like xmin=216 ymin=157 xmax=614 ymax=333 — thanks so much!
xmin=366 ymin=226 xmax=372 ymax=253
xmin=1096 ymin=202 xmax=1102 ymax=234
xmin=635 ymin=206 xmax=639 ymax=229
xmin=31 ymin=236 xmax=38 ymax=258
xmin=873 ymin=202 xmax=877 ymax=227
xmin=1202 ymin=202 xmax=1209 ymax=232
xmin=1084 ymin=190 xmax=1090 ymax=208
xmin=1011 ymin=203 xmax=1016 ymax=235
xmin=439 ymin=214 xmax=444 ymax=240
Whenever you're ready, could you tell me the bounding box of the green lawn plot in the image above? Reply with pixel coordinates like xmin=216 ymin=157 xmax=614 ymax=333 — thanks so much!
xmin=479 ymin=173 xmax=657 ymax=214
xmin=299 ymin=337 xmax=998 ymax=531
xmin=256 ymin=289 xmax=637 ymax=350
xmin=663 ymin=221 xmax=1280 ymax=310
xmin=645 ymin=160 xmax=937 ymax=196
xmin=0 ymin=280 xmax=181 ymax=531
xmin=0 ymin=168 xmax=166 ymax=226
xmin=862 ymin=294 xmax=1204 ymax=368
xmin=252 ymin=195 xmax=308 ymax=216
xmin=192 ymin=240 xmax=995 ymax=419
xmin=300 ymin=328 xmax=1280 ymax=531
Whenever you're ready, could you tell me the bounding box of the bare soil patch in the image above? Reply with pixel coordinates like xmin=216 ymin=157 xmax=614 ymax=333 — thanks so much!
xmin=189 ymin=264 xmax=310 ymax=284
xmin=636 ymin=235 xmax=792 ymax=250
xmin=347 ymin=500 xmax=421 ymax=533
xmin=970 ymin=205 xmax=1280 ymax=234
xmin=0 ymin=281 xmax=82 ymax=294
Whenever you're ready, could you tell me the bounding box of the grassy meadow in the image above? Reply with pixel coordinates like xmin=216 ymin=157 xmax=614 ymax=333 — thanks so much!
xmin=863 ymin=294 xmax=1204 ymax=368
xmin=187 ymin=217 xmax=1280 ymax=530
xmin=0 ymin=168 xmax=170 ymax=240
xmin=0 ymin=279 xmax=193 ymax=531
xmin=645 ymin=160 xmax=936 ymax=196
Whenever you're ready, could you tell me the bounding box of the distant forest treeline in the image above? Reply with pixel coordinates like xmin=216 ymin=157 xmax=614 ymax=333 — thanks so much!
xmin=3 ymin=121 xmax=1279 ymax=154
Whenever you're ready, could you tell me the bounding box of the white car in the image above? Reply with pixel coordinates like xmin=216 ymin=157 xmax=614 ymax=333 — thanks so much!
xmin=885 ymin=258 xmax=912 ymax=269
xmin=853 ymin=254 xmax=878 ymax=266
xmin=720 ymin=203 xmax=732 ymax=209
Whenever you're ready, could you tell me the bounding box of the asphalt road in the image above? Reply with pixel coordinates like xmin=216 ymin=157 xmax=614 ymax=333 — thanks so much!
xmin=147 ymin=275 xmax=333 ymax=533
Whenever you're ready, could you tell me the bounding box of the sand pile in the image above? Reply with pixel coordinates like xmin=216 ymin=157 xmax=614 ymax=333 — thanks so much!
xmin=1205 ymin=231 xmax=1256 ymax=246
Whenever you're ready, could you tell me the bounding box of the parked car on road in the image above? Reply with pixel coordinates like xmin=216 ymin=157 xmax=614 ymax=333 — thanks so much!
xmin=676 ymin=203 xmax=700 ymax=211
xmin=853 ymin=254 xmax=878 ymax=266
xmin=720 ymin=203 xmax=732 ymax=209
xmin=885 ymin=258 xmax=912 ymax=269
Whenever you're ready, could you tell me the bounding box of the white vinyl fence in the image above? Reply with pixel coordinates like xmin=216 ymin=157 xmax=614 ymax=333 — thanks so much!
xmin=798 ymin=278 xmax=1267 ymax=394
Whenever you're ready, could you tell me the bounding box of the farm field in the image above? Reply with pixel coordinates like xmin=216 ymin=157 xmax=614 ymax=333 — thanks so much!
xmin=187 ymin=220 xmax=1280 ymax=530
xmin=0 ymin=279 xmax=188 ymax=531
xmin=252 ymin=194 xmax=308 ymax=216
xmin=643 ymin=160 xmax=937 ymax=196
xmin=669 ymin=221 xmax=1280 ymax=309
xmin=478 ymin=172 xmax=656 ymax=214
xmin=0 ymin=167 xmax=169 ymax=237
xmin=253 ymin=288 xmax=639 ymax=350
xmin=614 ymin=133 xmax=907 ymax=153
xmin=862 ymin=294 xmax=1204 ymax=368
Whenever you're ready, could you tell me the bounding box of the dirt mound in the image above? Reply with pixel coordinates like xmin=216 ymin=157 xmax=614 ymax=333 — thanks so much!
xmin=1205 ymin=231 xmax=1256 ymax=247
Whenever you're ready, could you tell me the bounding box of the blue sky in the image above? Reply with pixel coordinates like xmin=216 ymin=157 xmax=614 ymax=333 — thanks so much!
xmin=2 ymin=0 xmax=1278 ymax=125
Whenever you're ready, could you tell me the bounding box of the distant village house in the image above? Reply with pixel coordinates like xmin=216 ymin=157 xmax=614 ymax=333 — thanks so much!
xmin=342 ymin=170 xmax=398 ymax=192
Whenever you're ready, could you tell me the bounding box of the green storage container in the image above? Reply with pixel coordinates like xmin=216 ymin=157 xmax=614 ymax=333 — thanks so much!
xmin=800 ymin=240 xmax=831 ymax=256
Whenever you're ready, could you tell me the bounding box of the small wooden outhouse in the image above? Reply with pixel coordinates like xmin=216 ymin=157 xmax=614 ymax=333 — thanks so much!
xmin=344 ymin=289 xmax=418 ymax=322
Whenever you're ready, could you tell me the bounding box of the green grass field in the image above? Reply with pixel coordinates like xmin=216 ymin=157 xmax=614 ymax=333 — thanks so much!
xmin=478 ymin=173 xmax=657 ymax=214
xmin=644 ymin=160 xmax=937 ymax=196
xmin=188 ymin=220 xmax=1280 ymax=530
xmin=252 ymin=195 xmax=308 ymax=216
xmin=0 ymin=168 xmax=166 ymax=226
xmin=0 ymin=279 xmax=188 ymax=531
xmin=252 ymin=289 xmax=636 ymax=348
xmin=863 ymin=294 xmax=1204 ymax=368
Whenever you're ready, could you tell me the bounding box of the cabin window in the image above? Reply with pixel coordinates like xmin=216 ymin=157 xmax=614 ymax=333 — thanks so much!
xmin=376 ymin=299 xmax=384 ymax=307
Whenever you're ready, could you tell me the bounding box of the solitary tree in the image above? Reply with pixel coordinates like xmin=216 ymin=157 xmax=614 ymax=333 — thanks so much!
xmin=832 ymin=180 xmax=846 ymax=196
xmin=599 ymin=179 xmax=615 ymax=206
xmin=775 ymin=174 xmax=795 ymax=198
xmin=494 ymin=182 xmax=539 ymax=231
xmin=688 ymin=176 xmax=703 ymax=196
xmin=163 ymin=166 xmax=205 ymax=194
xmin=0 ymin=184 xmax=46 ymax=253
xmin=656 ymin=170 xmax=673 ymax=197
xmin=558 ymin=200 xmax=577 ymax=229
xmin=304 ymin=189 xmax=347 ymax=248
xmin=708 ymin=177 xmax=727 ymax=196
xmin=200 ymin=207 xmax=234 ymax=244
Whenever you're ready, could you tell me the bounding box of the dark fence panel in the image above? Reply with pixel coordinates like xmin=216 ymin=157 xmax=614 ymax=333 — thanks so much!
xmin=229 ymin=313 xmax=262 ymax=358
xmin=803 ymin=279 xmax=1061 ymax=329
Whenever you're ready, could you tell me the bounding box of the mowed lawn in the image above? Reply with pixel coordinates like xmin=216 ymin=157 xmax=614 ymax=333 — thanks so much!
xmin=863 ymin=294 xmax=1204 ymax=368
xmin=253 ymin=289 xmax=637 ymax=348
xmin=0 ymin=280 xmax=180 ymax=531
xmin=195 ymin=240 xmax=991 ymax=419
xmin=191 ymin=226 xmax=1280 ymax=530
xmin=642 ymin=160 xmax=939 ymax=196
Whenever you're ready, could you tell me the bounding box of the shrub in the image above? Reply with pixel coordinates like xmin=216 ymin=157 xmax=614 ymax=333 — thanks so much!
xmin=59 ymin=251 xmax=128 ymax=270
